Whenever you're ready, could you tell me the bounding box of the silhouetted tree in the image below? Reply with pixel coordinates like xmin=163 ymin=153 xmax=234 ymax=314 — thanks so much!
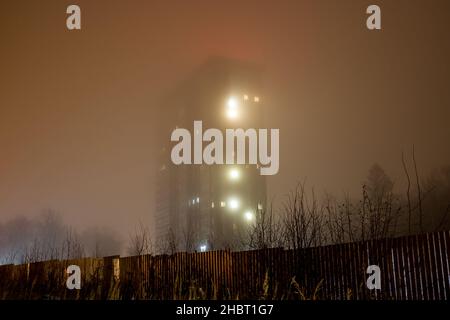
xmin=366 ymin=163 xmax=394 ymax=204
xmin=246 ymin=203 xmax=284 ymax=250
xmin=127 ymin=221 xmax=153 ymax=256
xmin=422 ymin=165 xmax=450 ymax=231
xmin=282 ymin=183 xmax=325 ymax=249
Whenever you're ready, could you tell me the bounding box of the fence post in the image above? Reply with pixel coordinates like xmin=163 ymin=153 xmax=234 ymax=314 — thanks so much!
xmin=102 ymin=255 xmax=120 ymax=299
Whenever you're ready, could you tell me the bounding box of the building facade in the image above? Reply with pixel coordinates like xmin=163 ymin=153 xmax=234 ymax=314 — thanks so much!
xmin=155 ymin=57 xmax=267 ymax=252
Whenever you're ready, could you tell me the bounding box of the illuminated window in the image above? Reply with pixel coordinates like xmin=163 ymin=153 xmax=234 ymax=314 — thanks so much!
xmin=220 ymin=201 xmax=226 ymax=208
xmin=227 ymin=97 xmax=238 ymax=109
xmin=228 ymin=198 xmax=239 ymax=210
xmin=244 ymin=210 xmax=255 ymax=222
xmin=229 ymin=168 xmax=240 ymax=180
xmin=244 ymin=211 xmax=255 ymax=222
xmin=243 ymin=94 xmax=249 ymax=100
xmin=226 ymin=96 xmax=239 ymax=119
xmin=258 ymin=203 xmax=263 ymax=210
xmin=254 ymin=96 xmax=260 ymax=103
xmin=196 ymin=197 xmax=200 ymax=203
xmin=211 ymin=202 xmax=215 ymax=208
xmin=227 ymin=108 xmax=238 ymax=119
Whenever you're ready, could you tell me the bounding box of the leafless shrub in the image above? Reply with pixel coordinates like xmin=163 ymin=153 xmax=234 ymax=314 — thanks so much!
xmin=157 ymin=227 xmax=178 ymax=255
xmin=282 ymin=182 xmax=326 ymax=249
xmin=127 ymin=221 xmax=153 ymax=256
xmin=246 ymin=202 xmax=284 ymax=250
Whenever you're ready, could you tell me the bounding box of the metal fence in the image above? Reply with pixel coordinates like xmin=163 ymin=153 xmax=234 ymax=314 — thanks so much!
xmin=1 ymin=231 xmax=449 ymax=300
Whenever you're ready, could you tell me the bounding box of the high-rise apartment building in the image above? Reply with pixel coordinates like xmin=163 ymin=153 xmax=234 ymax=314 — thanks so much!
xmin=155 ymin=57 xmax=267 ymax=252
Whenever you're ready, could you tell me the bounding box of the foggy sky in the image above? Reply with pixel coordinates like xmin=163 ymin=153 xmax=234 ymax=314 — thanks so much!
xmin=1 ymin=0 xmax=450 ymax=238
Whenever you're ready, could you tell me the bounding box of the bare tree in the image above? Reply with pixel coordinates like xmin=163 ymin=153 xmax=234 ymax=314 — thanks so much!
xmin=358 ymin=185 xmax=401 ymax=240
xmin=422 ymin=165 xmax=450 ymax=231
xmin=246 ymin=202 xmax=284 ymax=250
xmin=127 ymin=221 xmax=153 ymax=256
xmin=37 ymin=210 xmax=65 ymax=260
xmin=401 ymin=148 xmax=438 ymax=234
xmin=402 ymin=151 xmax=413 ymax=233
xmin=412 ymin=146 xmax=424 ymax=232
xmin=21 ymin=210 xmax=66 ymax=262
xmin=157 ymin=227 xmax=178 ymax=255
xmin=366 ymin=163 xmax=394 ymax=203
xmin=61 ymin=227 xmax=84 ymax=260
xmin=324 ymin=193 xmax=355 ymax=244
xmin=282 ymin=183 xmax=325 ymax=250
xmin=0 ymin=216 xmax=34 ymax=264
xmin=324 ymin=164 xmax=402 ymax=244
xmin=181 ymin=219 xmax=198 ymax=253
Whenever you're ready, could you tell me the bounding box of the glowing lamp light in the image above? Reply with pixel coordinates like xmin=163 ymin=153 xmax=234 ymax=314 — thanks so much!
xmin=229 ymin=168 xmax=240 ymax=180
xmin=244 ymin=211 xmax=255 ymax=222
xmin=227 ymin=97 xmax=238 ymax=109
xmin=228 ymin=198 xmax=240 ymax=210
xmin=226 ymin=108 xmax=238 ymax=119
xmin=200 ymin=245 xmax=207 ymax=252
xmin=226 ymin=97 xmax=239 ymax=119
